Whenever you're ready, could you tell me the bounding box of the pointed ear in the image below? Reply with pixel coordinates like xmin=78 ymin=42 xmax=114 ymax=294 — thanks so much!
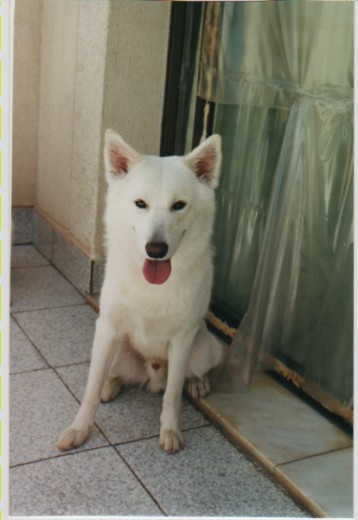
xmin=104 ymin=129 xmax=142 ymax=180
xmin=183 ymin=134 xmax=222 ymax=189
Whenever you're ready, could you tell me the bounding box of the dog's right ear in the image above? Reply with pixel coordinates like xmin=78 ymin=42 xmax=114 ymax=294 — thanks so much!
xmin=104 ymin=130 xmax=142 ymax=181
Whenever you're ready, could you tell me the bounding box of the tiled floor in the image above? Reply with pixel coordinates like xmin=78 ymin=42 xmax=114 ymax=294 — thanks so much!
xmin=9 ymin=245 xmax=310 ymax=518
xmin=200 ymin=376 xmax=353 ymax=518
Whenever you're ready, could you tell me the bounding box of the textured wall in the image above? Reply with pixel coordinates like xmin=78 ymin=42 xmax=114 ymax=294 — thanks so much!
xmin=12 ymin=0 xmax=42 ymax=206
xmin=36 ymin=0 xmax=110 ymax=255
xmin=12 ymin=0 xmax=171 ymax=257
xmin=96 ymin=0 xmax=171 ymax=254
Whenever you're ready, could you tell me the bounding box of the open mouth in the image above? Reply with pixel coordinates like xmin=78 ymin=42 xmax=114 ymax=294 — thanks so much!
xmin=142 ymin=258 xmax=172 ymax=285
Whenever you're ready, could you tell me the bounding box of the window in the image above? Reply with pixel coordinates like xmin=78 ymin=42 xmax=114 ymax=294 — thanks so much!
xmin=163 ymin=2 xmax=353 ymax=423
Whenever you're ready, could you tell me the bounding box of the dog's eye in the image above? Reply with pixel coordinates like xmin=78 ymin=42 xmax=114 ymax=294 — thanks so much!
xmin=171 ymin=201 xmax=187 ymax=212
xmin=135 ymin=199 xmax=148 ymax=210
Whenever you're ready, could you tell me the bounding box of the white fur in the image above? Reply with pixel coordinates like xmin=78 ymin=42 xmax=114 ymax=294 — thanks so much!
xmin=57 ymin=130 xmax=223 ymax=453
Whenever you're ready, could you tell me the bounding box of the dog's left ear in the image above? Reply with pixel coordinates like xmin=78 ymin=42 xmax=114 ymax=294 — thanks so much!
xmin=184 ymin=134 xmax=222 ymax=189
xmin=104 ymin=129 xmax=142 ymax=181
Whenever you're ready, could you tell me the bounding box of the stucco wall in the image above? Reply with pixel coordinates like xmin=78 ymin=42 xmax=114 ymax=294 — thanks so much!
xmin=12 ymin=0 xmax=171 ymax=258
xmin=36 ymin=0 xmax=110 ymax=256
xmin=96 ymin=0 xmax=172 ymax=253
xmin=12 ymin=0 xmax=42 ymax=207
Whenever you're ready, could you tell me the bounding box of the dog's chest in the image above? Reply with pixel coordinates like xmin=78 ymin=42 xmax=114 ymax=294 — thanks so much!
xmin=124 ymin=313 xmax=172 ymax=360
xmin=127 ymin=323 xmax=170 ymax=359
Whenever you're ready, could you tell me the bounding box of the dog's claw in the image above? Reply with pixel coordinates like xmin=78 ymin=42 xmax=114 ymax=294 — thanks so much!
xmin=159 ymin=428 xmax=185 ymax=453
xmin=186 ymin=376 xmax=210 ymax=399
xmin=57 ymin=427 xmax=89 ymax=451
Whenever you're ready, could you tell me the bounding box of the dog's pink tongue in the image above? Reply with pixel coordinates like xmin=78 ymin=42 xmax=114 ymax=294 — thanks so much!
xmin=143 ymin=259 xmax=171 ymax=285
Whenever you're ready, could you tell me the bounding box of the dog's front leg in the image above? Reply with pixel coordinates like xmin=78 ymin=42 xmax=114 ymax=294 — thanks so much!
xmin=57 ymin=317 xmax=117 ymax=451
xmin=159 ymin=329 xmax=197 ymax=453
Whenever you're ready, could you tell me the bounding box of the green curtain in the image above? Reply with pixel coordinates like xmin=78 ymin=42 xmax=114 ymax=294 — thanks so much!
xmin=198 ymin=2 xmax=353 ymax=411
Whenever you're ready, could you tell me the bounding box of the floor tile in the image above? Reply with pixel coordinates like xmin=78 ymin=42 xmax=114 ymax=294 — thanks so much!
xmin=118 ymin=427 xmax=307 ymax=517
xmin=13 ymin=305 xmax=97 ymax=366
xmin=11 ymin=245 xmax=49 ymax=269
xmin=203 ymin=372 xmax=352 ymax=468
xmin=275 ymin=448 xmax=353 ymax=518
xmin=52 ymin=231 xmax=92 ymax=294
xmin=10 ymin=369 xmax=108 ymax=466
xmin=10 ymin=318 xmax=48 ymax=374
xmin=32 ymin=211 xmax=54 ymax=260
xmin=10 ymin=265 xmax=85 ymax=312
xmin=12 ymin=208 xmax=33 ymax=244
xmin=10 ymin=447 xmax=163 ymax=516
xmin=58 ymin=363 xmax=209 ymax=444
xmin=8 ymin=244 xmax=339 ymax=518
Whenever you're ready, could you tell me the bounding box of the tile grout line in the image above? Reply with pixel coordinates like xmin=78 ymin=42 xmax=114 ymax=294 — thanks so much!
xmin=194 ymin=396 xmax=352 ymax=518
xmin=11 ymin=302 xmax=90 ymax=314
xmin=11 ymin=264 xmax=50 ymax=270
xmin=11 ymin=256 xmax=300 ymax=515
xmin=10 ymin=356 xmax=91 ymax=376
xmin=11 ymin=425 xmax=170 ymax=516
xmin=31 ymin=243 xmax=94 ymax=303
xmin=53 ymin=365 xmax=209 ymax=446
xmin=10 ymin=444 xmax=111 ymax=469
xmin=272 ymin=466 xmax=328 ymax=518
xmin=10 ymin=314 xmax=51 ymax=370
xmin=113 ymin=444 xmax=168 ymax=516
xmin=12 ymin=245 xmax=93 ymax=308
xmin=10 ymin=366 xmax=50 ymax=376
xmin=12 ymin=251 xmax=221 ymax=514
xmin=10 ymin=247 xmax=319 ymax=516
xmin=10 ymin=361 xmax=168 ymax=517
xmin=275 ymin=444 xmax=353 ymax=469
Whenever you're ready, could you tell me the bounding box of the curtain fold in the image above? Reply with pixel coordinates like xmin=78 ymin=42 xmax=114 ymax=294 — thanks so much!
xmin=201 ymin=2 xmax=353 ymax=414
xmin=230 ymin=98 xmax=353 ymax=402
xmin=198 ymin=2 xmax=353 ymax=108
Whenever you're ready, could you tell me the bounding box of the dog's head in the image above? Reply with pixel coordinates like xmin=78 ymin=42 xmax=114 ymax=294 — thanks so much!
xmin=104 ymin=130 xmax=221 ymax=285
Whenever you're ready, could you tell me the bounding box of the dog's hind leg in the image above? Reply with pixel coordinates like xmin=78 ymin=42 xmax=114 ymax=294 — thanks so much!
xmin=100 ymin=376 xmax=122 ymax=403
xmin=101 ymin=338 xmax=148 ymax=402
xmin=185 ymin=321 xmax=224 ymax=399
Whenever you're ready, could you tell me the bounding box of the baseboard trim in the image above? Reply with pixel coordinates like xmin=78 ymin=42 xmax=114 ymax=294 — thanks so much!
xmin=12 ymin=207 xmax=105 ymax=296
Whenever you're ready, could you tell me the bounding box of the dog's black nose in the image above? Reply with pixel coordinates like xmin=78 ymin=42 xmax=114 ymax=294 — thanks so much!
xmin=145 ymin=241 xmax=168 ymax=259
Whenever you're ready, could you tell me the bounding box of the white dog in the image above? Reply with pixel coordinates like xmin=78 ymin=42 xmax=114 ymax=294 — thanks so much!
xmin=57 ymin=130 xmax=224 ymax=453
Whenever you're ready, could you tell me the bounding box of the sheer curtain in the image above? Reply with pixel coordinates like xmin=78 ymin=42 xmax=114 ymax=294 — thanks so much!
xmin=198 ymin=2 xmax=353 ymax=420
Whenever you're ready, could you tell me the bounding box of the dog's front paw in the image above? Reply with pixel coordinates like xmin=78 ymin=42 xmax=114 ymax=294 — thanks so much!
xmin=186 ymin=376 xmax=210 ymax=399
xmin=57 ymin=426 xmax=89 ymax=451
xmin=159 ymin=426 xmax=184 ymax=453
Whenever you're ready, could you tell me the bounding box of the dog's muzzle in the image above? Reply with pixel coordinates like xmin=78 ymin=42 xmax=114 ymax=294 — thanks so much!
xmin=143 ymin=241 xmax=171 ymax=285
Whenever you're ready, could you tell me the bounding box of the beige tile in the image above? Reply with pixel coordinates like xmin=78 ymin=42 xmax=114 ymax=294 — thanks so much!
xmin=203 ymin=372 xmax=352 ymax=468
xmin=275 ymin=448 xmax=353 ymax=518
xmin=11 ymin=245 xmax=49 ymax=269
